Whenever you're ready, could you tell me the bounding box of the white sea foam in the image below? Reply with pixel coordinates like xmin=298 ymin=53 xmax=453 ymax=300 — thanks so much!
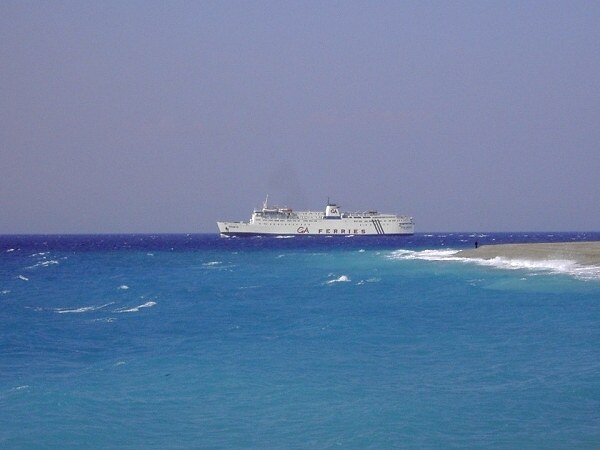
xmin=55 ymin=302 xmax=114 ymax=314
xmin=18 ymin=275 xmax=29 ymax=281
xmin=12 ymin=385 xmax=30 ymax=391
xmin=27 ymin=259 xmax=59 ymax=269
xmin=115 ymin=301 xmax=157 ymax=313
xmin=1 ymin=290 xmax=10 ymax=295
xmin=327 ymin=275 xmax=351 ymax=284
xmin=61 ymin=306 xmax=101 ymax=314
xmin=118 ymin=285 xmax=129 ymax=290
xmin=388 ymin=249 xmax=600 ymax=281
xmin=472 ymin=257 xmax=600 ymax=280
xmin=203 ymin=261 xmax=222 ymax=266
xmin=41 ymin=260 xmax=59 ymax=266
xmin=389 ymin=249 xmax=463 ymax=261
xmin=6 ymin=248 xmax=15 ymax=253
xmin=275 ymin=235 xmax=295 ymax=239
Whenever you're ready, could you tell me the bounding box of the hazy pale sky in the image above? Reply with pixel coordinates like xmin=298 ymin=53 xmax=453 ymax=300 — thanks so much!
xmin=2 ymin=1 xmax=599 ymax=233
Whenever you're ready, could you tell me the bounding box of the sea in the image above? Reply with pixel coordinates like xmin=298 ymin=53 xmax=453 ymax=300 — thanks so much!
xmin=1 ymin=232 xmax=600 ymax=449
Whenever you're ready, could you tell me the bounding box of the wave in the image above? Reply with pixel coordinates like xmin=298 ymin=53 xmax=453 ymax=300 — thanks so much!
xmin=55 ymin=302 xmax=114 ymax=314
xmin=11 ymin=385 xmax=30 ymax=392
xmin=27 ymin=259 xmax=59 ymax=269
xmin=40 ymin=259 xmax=59 ymax=266
xmin=203 ymin=261 xmax=222 ymax=266
xmin=91 ymin=317 xmax=116 ymax=323
xmin=356 ymin=277 xmax=381 ymax=285
xmin=18 ymin=275 xmax=29 ymax=281
xmin=389 ymin=249 xmax=463 ymax=261
xmin=471 ymin=256 xmax=600 ymax=281
xmin=115 ymin=301 xmax=156 ymax=313
xmin=327 ymin=275 xmax=351 ymax=284
xmin=118 ymin=285 xmax=129 ymax=290
xmin=388 ymin=249 xmax=600 ymax=281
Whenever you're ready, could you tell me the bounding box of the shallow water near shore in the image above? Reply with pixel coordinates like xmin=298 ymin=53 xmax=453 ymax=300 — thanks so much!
xmin=1 ymin=232 xmax=600 ymax=448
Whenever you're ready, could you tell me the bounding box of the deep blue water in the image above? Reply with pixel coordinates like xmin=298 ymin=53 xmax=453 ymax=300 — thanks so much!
xmin=1 ymin=232 xmax=599 ymax=448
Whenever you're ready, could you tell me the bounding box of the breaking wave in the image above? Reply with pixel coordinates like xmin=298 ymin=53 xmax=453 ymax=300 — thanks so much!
xmin=390 ymin=249 xmax=463 ymax=261
xmin=115 ymin=301 xmax=157 ymax=313
xmin=327 ymin=275 xmax=351 ymax=284
xmin=472 ymin=257 xmax=600 ymax=281
xmin=27 ymin=260 xmax=59 ymax=269
xmin=55 ymin=302 xmax=114 ymax=314
xmin=388 ymin=249 xmax=600 ymax=281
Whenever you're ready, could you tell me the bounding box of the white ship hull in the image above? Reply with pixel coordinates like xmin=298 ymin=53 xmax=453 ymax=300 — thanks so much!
xmin=217 ymin=197 xmax=414 ymax=236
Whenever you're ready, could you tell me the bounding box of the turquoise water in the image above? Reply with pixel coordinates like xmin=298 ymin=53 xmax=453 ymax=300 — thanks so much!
xmin=1 ymin=233 xmax=599 ymax=448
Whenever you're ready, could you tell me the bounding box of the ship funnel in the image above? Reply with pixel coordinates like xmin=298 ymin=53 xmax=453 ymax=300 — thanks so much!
xmin=325 ymin=204 xmax=341 ymax=218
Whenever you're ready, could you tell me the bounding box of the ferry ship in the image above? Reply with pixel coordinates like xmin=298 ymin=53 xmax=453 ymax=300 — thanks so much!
xmin=217 ymin=196 xmax=414 ymax=236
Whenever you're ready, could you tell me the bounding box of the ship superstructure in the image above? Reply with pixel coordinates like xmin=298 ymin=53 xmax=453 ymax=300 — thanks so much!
xmin=217 ymin=196 xmax=414 ymax=236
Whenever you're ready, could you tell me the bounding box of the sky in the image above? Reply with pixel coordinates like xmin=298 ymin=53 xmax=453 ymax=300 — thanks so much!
xmin=2 ymin=1 xmax=599 ymax=233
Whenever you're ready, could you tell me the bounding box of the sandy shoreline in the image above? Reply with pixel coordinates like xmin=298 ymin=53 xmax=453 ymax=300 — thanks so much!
xmin=458 ymin=242 xmax=600 ymax=266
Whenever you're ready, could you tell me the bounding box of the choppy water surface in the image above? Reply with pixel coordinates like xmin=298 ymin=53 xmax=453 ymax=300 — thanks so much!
xmin=1 ymin=233 xmax=599 ymax=448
